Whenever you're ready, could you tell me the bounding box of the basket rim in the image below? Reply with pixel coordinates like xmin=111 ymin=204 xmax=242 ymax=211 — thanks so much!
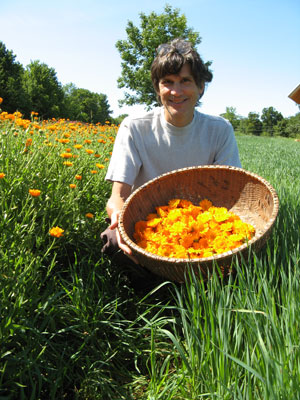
xmin=118 ymin=165 xmax=280 ymax=263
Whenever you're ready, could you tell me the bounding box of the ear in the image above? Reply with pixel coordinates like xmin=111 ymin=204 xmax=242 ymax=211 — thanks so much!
xmin=198 ymin=82 xmax=205 ymax=96
xmin=198 ymin=82 xmax=205 ymax=99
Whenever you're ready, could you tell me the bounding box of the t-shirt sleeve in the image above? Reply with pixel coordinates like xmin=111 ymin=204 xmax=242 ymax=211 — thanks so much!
xmin=105 ymin=118 xmax=142 ymax=186
xmin=213 ymin=123 xmax=241 ymax=168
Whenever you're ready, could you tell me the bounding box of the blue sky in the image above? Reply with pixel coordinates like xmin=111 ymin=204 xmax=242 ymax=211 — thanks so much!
xmin=0 ymin=0 xmax=299 ymax=118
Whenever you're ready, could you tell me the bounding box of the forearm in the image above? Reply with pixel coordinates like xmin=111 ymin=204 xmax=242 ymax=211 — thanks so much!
xmin=106 ymin=181 xmax=132 ymax=220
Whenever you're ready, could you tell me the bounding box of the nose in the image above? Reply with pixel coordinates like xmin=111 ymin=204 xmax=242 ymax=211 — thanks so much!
xmin=170 ymin=82 xmax=183 ymax=97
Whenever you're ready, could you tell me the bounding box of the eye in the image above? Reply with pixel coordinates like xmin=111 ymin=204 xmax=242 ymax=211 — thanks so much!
xmin=161 ymin=79 xmax=173 ymax=85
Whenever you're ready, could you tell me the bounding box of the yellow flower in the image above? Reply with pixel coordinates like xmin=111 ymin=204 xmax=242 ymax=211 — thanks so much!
xmin=29 ymin=189 xmax=41 ymax=197
xmin=85 ymin=149 xmax=94 ymax=154
xmin=49 ymin=226 xmax=64 ymax=238
xmin=0 ymin=172 xmax=5 ymax=179
xmin=63 ymin=161 xmax=73 ymax=167
xmin=96 ymin=163 xmax=105 ymax=169
xmin=85 ymin=213 xmax=94 ymax=218
xmin=74 ymin=144 xmax=83 ymax=149
xmin=69 ymin=184 xmax=76 ymax=189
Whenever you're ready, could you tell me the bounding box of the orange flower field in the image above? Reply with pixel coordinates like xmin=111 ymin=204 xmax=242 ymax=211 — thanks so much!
xmin=0 ymin=108 xmax=118 ymax=238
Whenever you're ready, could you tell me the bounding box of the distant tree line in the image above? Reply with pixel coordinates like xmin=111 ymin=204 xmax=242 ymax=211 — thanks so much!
xmin=0 ymin=41 xmax=114 ymax=124
xmin=220 ymin=106 xmax=300 ymax=139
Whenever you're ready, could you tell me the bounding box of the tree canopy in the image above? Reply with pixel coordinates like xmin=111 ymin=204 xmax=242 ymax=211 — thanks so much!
xmin=115 ymin=4 xmax=202 ymax=109
xmin=0 ymin=41 xmax=29 ymax=115
xmin=63 ymin=84 xmax=112 ymax=124
xmin=23 ymin=60 xmax=65 ymax=119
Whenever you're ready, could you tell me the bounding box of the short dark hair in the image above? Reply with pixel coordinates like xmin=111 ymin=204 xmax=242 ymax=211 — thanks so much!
xmin=151 ymin=38 xmax=213 ymax=103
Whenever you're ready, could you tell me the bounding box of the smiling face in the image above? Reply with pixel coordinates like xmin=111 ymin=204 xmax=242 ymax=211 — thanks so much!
xmin=156 ymin=63 xmax=204 ymax=127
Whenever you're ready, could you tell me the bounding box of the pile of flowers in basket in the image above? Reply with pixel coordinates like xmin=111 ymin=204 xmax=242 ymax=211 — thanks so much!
xmin=133 ymin=198 xmax=255 ymax=259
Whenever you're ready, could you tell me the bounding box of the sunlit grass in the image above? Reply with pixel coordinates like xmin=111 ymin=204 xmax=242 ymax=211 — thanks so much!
xmin=0 ymin=112 xmax=300 ymax=399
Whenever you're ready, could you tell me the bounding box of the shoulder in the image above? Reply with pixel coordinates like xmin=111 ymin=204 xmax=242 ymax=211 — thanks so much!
xmin=194 ymin=110 xmax=233 ymax=129
xmin=121 ymin=107 xmax=161 ymax=129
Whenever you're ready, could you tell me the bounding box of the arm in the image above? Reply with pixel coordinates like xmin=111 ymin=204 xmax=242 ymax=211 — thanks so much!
xmin=106 ymin=181 xmax=132 ymax=225
xmin=106 ymin=181 xmax=138 ymax=261
xmin=213 ymin=124 xmax=241 ymax=167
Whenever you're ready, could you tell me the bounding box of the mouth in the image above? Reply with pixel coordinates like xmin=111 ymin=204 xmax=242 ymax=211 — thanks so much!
xmin=169 ymin=98 xmax=187 ymax=105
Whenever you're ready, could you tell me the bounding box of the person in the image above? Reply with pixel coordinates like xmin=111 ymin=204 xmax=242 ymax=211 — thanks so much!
xmin=101 ymin=38 xmax=241 ymax=264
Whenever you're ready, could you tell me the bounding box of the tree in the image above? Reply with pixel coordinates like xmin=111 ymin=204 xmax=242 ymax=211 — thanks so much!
xmin=63 ymin=84 xmax=112 ymax=124
xmin=239 ymin=112 xmax=262 ymax=136
xmin=0 ymin=41 xmax=30 ymax=115
xmin=220 ymin=107 xmax=241 ymax=130
xmin=23 ymin=60 xmax=65 ymax=119
xmin=261 ymin=106 xmax=283 ymax=136
xmin=116 ymin=4 xmax=202 ymax=109
xmin=276 ymin=113 xmax=300 ymax=138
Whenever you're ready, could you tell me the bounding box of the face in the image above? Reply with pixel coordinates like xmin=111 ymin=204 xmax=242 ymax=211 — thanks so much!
xmin=157 ymin=63 xmax=204 ymax=127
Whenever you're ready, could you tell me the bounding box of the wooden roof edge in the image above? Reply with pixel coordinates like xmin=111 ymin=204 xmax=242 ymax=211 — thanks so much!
xmin=288 ymin=84 xmax=300 ymax=104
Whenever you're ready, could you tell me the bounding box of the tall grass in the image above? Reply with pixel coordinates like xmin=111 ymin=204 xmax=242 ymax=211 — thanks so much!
xmin=0 ymin=113 xmax=299 ymax=399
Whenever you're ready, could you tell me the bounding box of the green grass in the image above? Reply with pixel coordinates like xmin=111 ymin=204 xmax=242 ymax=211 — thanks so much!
xmin=0 ymin=116 xmax=300 ymax=399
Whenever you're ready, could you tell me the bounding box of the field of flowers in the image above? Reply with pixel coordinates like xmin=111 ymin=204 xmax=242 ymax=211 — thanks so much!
xmin=0 ymin=106 xmax=300 ymax=399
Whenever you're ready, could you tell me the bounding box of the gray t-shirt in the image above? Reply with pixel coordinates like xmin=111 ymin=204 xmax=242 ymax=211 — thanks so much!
xmin=106 ymin=107 xmax=241 ymax=191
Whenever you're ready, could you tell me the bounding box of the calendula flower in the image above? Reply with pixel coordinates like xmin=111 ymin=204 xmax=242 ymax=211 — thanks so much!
xmin=0 ymin=97 xmax=3 ymax=104
xmin=74 ymin=144 xmax=83 ymax=149
xmin=63 ymin=161 xmax=73 ymax=167
xmin=75 ymin=175 xmax=82 ymax=180
xmin=134 ymin=198 xmax=255 ymax=259
xmin=96 ymin=163 xmax=105 ymax=169
xmin=69 ymin=184 xmax=76 ymax=189
xmin=29 ymin=189 xmax=41 ymax=197
xmin=60 ymin=152 xmax=72 ymax=159
xmin=49 ymin=226 xmax=64 ymax=238
xmin=85 ymin=213 xmax=94 ymax=218
xmin=0 ymin=172 xmax=5 ymax=179
xmin=85 ymin=149 xmax=94 ymax=154
xmin=91 ymin=170 xmax=98 ymax=174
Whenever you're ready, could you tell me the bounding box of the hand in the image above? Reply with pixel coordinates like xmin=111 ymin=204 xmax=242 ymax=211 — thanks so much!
xmin=109 ymin=211 xmax=139 ymax=264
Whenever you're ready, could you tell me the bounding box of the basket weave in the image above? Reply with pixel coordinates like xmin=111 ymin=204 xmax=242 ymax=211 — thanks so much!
xmin=118 ymin=166 xmax=279 ymax=282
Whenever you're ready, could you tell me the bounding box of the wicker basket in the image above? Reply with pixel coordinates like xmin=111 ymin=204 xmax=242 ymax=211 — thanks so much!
xmin=118 ymin=166 xmax=279 ymax=282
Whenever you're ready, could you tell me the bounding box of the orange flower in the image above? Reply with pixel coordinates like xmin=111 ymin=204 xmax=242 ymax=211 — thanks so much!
xmin=63 ymin=161 xmax=73 ymax=167
xmin=60 ymin=152 xmax=73 ymax=159
xmin=49 ymin=226 xmax=64 ymax=238
xmin=85 ymin=213 xmax=94 ymax=218
xmin=75 ymin=175 xmax=82 ymax=180
xmin=0 ymin=172 xmax=5 ymax=179
xmin=29 ymin=189 xmax=41 ymax=197
xmin=96 ymin=163 xmax=105 ymax=169
xmin=0 ymin=97 xmax=3 ymax=104
xmin=134 ymin=198 xmax=255 ymax=259
xmin=69 ymin=184 xmax=76 ymax=189
xmin=85 ymin=149 xmax=94 ymax=154
xmin=91 ymin=170 xmax=98 ymax=174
